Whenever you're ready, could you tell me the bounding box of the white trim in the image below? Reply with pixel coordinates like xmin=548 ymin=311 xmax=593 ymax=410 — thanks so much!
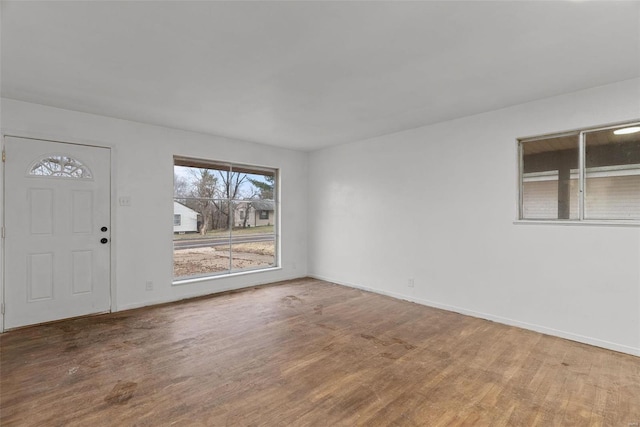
xmin=0 ymin=128 xmax=116 ymax=151
xmin=121 ymin=271 xmax=302 ymax=311
xmin=108 ymin=147 xmax=117 ymax=313
xmin=309 ymin=274 xmax=640 ymax=357
xmin=1 ymin=138 xmax=5 ymax=332
xmin=514 ymin=219 xmax=640 ymax=227
xmin=172 ymin=266 xmax=282 ymax=286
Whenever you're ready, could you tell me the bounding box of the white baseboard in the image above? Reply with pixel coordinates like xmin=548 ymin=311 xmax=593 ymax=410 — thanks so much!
xmin=309 ymin=274 xmax=640 ymax=357
xmin=117 ymin=274 xmax=307 ymax=312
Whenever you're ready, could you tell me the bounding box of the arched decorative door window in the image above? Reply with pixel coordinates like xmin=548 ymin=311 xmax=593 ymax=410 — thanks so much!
xmin=27 ymin=154 xmax=93 ymax=179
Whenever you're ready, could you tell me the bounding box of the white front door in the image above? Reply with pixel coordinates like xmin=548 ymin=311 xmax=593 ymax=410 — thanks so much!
xmin=4 ymin=137 xmax=111 ymax=329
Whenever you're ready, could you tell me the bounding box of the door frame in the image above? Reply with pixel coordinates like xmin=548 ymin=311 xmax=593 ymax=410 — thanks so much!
xmin=1 ymin=130 xmax=118 ymax=332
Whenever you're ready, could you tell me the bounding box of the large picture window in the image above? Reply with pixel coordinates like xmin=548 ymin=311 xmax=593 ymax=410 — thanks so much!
xmin=173 ymin=157 xmax=278 ymax=280
xmin=519 ymin=122 xmax=640 ymax=222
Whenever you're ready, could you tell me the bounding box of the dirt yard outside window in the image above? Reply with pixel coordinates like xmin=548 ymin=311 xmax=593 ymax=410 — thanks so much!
xmin=173 ymin=242 xmax=275 ymax=278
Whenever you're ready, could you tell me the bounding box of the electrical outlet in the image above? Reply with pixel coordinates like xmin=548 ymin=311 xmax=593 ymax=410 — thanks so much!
xmin=408 ymin=278 xmax=415 ymax=288
xmin=145 ymin=281 xmax=153 ymax=291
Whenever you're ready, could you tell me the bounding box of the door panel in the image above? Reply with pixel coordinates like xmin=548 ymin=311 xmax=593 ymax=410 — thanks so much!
xmin=72 ymin=250 xmax=93 ymax=294
xmin=27 ymin=253 xmax=54 ymax=301
xmin=4 ymin=136 xmax=111 ymax=329
xmin=29 ymin=188 xmax=54 ymax=234
xmin=72 ymin=190 xmax=93 ymax=233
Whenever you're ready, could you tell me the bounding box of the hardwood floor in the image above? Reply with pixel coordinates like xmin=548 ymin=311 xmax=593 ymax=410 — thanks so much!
xmin=1 ymin=278 xmax=639 ymax=426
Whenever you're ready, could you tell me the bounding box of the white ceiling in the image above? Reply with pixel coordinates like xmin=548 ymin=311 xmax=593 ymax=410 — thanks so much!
xmin=2 ymin=1 xmax=639 ymax=151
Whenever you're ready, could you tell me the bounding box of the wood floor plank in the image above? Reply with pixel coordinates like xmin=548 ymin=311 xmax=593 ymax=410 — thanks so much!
xmin=1 ymin=278 xmax=639 ymax=426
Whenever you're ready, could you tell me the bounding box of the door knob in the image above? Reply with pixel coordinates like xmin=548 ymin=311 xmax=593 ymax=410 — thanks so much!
xmin=100 ymin=238 xmax=108 ymax=244
xmin=101 ymin=226 xmax=108 ymax=232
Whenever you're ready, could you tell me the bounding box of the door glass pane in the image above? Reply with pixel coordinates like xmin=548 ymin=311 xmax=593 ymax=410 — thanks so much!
xmin=28 ymin=155 xmax=92 ymax=178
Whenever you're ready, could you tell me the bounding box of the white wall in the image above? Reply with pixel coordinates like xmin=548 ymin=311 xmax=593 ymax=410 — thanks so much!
xmin=1 ymin=98 xmax=308 ymax=318
xmin=308 ymin=78 xmax=640 ymax=356
xmin=3 ymin=80 xmax=639 ymax=356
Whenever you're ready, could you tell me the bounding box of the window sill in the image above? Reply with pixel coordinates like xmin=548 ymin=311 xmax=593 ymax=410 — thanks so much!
xmin=172 ymin=266 xmax=282 ymax=286
xmin=514 ymin=219 xmax=640 ymax=227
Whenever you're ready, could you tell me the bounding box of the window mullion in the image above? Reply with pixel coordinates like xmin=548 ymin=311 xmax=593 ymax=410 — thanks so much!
xmin=518 ymin=141 xmax=524 ymax=220
xmin=227 ymin=166 xmax=233 ymax=273
xmin=579 ymin=131 xmax=585 ymax=221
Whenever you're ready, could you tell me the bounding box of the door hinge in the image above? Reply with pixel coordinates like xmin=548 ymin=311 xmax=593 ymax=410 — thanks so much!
xmin=1 ymin=304 xmax=4 ymax=315
xmin=2 ymin=150 xmax=5 ymax=162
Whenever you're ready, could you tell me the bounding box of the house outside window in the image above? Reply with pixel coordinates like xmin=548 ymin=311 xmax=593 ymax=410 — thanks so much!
xmin=174 ymin=214 xmax=181 ymax=226
xmin=259 ymin=210 xmax=268 ymax=220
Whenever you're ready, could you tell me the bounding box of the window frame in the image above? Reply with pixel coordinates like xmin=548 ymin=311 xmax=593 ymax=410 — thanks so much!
xmin=172 ymin=156 xmax=280 ymax=284
xmin=517 ymin=120 xmax=640 ymax=226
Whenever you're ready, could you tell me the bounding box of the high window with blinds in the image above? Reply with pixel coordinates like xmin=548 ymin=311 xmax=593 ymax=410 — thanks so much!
xmin=519 ymin=122 xmax=640 ymax=222
xmin=173 ymin=157 xmax=278 ymax=281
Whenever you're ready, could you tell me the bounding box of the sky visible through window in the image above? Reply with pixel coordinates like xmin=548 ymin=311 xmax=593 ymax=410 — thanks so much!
xmin=174 ymin=166 xmax=272 ymax=200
